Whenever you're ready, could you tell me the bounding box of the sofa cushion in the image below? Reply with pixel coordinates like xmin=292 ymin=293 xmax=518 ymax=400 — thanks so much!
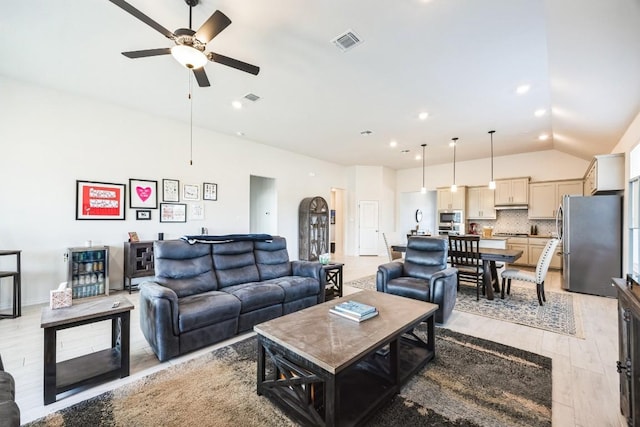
xmin=265 ymin=276 xmax=321 ymax=302
xmin=386 ymin=277 xmax=431 ymax=301
xmin=254 ymin=237 xmax=292 ymax=280
xmin=221 ymin=283 xmax=285 ymax=313
xmin=177 ymin=291 xmax=241 ymax=333
xmin=212 ymin=241 xmax=260 ymax=287
xmin=154 ymin=240 xmax=217 ymax=298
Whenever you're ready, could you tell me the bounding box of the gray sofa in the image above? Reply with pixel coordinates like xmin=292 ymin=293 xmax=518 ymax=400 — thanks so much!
xmin=139 ymin=236 xmax=325 ymax=362
xmin=0 ymin=354 xmax=20 ymax=427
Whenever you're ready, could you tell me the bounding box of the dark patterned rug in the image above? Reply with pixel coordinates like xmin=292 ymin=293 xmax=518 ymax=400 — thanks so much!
xmin=26 ymin=328 xmax=551 ymax=427
xmin=347 ymin=275 xmax=583 ymax=337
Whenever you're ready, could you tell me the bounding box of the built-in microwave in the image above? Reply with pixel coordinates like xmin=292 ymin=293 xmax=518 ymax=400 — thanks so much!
xmin=438 ymin=210 xmax=463 ymax=225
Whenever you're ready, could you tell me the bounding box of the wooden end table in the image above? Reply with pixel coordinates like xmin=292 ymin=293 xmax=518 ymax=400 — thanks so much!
xmin=40 ymin=295 xmax=133 ymax=404
xmin=322 ymin=263 xmax=344 ymax=300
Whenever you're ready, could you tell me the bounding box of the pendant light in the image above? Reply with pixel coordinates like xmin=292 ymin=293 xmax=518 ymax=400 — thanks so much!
xmin=450 ymin=137 xmax=458 ymax=192
xmin=420 ymin=143 xmax=427 ymax=194
xmin=488 ymin=130 xmax=496 ymax=189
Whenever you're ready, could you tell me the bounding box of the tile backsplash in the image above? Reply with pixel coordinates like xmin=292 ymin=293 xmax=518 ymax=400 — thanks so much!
xmin=468 ymin=210 xmax=557 ymax=236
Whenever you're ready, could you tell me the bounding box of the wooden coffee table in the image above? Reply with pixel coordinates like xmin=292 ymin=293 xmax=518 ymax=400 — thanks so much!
xmin=255 ymin=290 xmax=437 ymax=426
xmin=40 ymin=295 xmax=133 ymax=404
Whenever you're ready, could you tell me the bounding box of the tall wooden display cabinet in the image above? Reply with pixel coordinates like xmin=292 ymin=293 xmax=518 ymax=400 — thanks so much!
xmin=299 ymin=196 xmax=329 ymax=261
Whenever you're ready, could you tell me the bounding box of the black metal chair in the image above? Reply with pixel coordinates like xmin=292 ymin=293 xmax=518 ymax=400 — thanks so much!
xmin=448 ymin=235 xmax=483 ymax=300
xmin=376 ymin=236 xmax=458 ymax=324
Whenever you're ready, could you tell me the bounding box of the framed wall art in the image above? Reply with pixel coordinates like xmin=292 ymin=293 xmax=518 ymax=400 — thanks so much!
xmin=183 ymin=184 xmax=200 ymax=201
xmin=160 ymin=203 xmax=187 ymax=223
xmin=136 ymin=210 xmax=151 ymax=220
xmin=162 ymin=179 xmax=180 ymax=202
xmin=130 ymin=179 xmax=158 ymax=209
xmin=203 ymin=182 xmax=218 ymax=201
xmin=190 ymin=203 xmax=205 ymax=220
xmin=76 ymin=180 xmax=126 ymax=220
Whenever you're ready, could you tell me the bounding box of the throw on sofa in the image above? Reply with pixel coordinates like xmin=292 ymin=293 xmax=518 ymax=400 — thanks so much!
xmin=376 ymin=236 xmax=458 ymax=324
xmin=139 ymin=236 xmax=325 ymax=362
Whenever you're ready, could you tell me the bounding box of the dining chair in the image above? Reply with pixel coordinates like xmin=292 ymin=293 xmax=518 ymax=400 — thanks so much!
xmin=448 ymin=235 xmax=483 ymax=300
xmin=500 ymin=238 xmax=560 ymax=305
xmin=382 ymin=232 xmax=403 ymax=262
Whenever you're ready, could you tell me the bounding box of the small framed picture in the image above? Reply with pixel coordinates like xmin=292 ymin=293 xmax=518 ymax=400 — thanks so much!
xmin=160 ymin=203 xmax=187 ymax=223
xmin=183 ymin=184 xmax=200 ymax=201
xmin=136 ymin=210 xmax=151 ymax=220
xmin=190 ymin=203 xmax=205 ymax=220
xmin=75 ymin=180 xmax=126 ymax=220
xmin=162 ymin=179 xmax=180 ymax=202
xmin=128 ymin=231 xmax=140 ymax=242
xmin=130 ymin=179 xmax=158 ymax=209
xmin=203 ymin=182 xmax=218 ymax=201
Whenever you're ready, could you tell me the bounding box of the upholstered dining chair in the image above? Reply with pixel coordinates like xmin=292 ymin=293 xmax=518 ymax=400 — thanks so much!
xmin=382 ymin=232 xmax=403 ymax=262
xmin=500 ymin=238 xmax=560 ymax=306
xmin=448 ymin=235 xmax=483 ymax=300
xmin=377 ymin=236 xmax=458 ymax=324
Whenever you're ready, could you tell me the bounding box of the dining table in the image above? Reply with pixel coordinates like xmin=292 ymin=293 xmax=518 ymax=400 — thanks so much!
xmin=390 ymin=244 xmax=523 ymax=300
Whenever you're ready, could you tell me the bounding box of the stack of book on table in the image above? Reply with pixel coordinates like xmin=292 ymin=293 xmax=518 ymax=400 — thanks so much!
xmin=329 ymin=300 xmax=378 ymax=322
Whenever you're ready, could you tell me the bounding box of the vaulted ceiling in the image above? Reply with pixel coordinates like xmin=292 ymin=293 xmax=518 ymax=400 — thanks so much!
xmin=1 ymin=0 xmax=638 ymax=169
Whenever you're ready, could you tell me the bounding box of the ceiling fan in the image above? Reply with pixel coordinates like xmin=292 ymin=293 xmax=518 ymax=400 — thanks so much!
xmin=108 ymin=0 xmax=260 ymax=87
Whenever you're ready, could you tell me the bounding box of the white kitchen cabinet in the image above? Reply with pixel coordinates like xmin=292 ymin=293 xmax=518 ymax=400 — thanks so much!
xmin=584 ymin=153 xmax=624 ymax=195
xmin=495 ymin=178 xmax=529 ymax=205
xmin=528 ymin=180 xmax=582 ymax=219
xmin=437 ymin=186 xmax=466 ymax=211
xmin=467 ymin=187 xmax=496 ymax=219
xmin=521 ymin=237 xmax=563 ymax=269
xmin=507 ymin=237 xmax=528 ymax=266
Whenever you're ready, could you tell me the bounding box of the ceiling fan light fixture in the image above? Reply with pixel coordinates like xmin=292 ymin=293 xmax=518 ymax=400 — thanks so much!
xmin=171 ymin=45 xmax=208 ymax=69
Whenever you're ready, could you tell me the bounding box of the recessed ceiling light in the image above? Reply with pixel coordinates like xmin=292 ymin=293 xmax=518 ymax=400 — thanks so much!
xmin=389 ymin=140 xmax=397 ymax=147
xmin=538 ymin=133 xmax=549 ymax=141
xmin=415 ymin=154 xmax=421 ymax=160
xmin=232 ymin=100 xmax=243 ymax=109
xmin=449 ymin=141 xmax=457 ymax=147
xmin=418 ymin=112 xmax=429 ymax=120
xmin=236 ymin=131 xmax=245 ymax=136
xmin=360 ymin=130 xmax=373 ymax=136
xmin=534 ymin=109 xmax=546 ymax=117
xmin=516 ymin=84 xmax=530 ymax=95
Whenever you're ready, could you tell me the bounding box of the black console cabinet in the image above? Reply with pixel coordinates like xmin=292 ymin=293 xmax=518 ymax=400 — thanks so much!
xmin=123 ymin=241 xmax=155 ymax=293
xmin=615 ymin=277 xmax=640 ymax=427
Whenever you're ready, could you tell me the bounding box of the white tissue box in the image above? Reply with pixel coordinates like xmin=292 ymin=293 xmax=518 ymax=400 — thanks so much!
xmin=50 ymin=288 xmax=72 ymax=309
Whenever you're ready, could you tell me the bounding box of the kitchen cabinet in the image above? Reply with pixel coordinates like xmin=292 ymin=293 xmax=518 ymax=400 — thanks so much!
xmin=528 ymin=180 xmax=582 ymax=219
xmin=67 ymin=246 xmax=109 ymax=299
xmin=507 ymin=237 xmax=528 ymax=266
xmin=467 ymin=187 xmax=496 ymax=219
xmin=528 ymin=237 xmax=562 ymax=269
xmin=495 ymin=178 xmax=529 ymax=205
xmin=584 ymin=153 xmax=624 ymax=195
xmin=437 ymin=186 xmax=466 ymax=211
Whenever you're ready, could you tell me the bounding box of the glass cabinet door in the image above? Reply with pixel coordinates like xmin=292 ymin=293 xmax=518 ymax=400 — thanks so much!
xmin=68 ymin=246 xmax=109 ymax=299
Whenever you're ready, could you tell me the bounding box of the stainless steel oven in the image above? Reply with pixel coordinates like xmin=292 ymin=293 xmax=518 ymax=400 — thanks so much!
xmin=438 ymin=210 xmax=464 ymax=235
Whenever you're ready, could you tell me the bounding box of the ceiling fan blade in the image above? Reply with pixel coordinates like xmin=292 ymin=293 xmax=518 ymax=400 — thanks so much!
xmin=122 ymin=48 xmax=172 ymax=59
xmin=208 ymin=52 xmax=260 ymax=75
xmin=108 ymin=0 xmax=175 ymax=40
xmin=193 ymin=68 xmax=211 ymax=87
xmin=194 ymin=10 xmax=232 ymax=44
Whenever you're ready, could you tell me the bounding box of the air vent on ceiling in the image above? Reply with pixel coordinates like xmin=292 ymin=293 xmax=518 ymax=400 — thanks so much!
xmin=331 ymin=29 xmax=363 ymax=52
xmin=243 ymin=93 xmax=260 ymax=102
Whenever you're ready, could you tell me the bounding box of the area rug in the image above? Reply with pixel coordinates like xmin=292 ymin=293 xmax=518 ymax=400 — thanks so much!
xmin=346 ymin=275 xmax=583 ymax=338
xmin=26 ymin=327 xmax=551 ymax=427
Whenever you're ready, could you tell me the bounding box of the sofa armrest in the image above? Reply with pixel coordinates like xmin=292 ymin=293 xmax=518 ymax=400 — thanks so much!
xmin=292 ymin=261 xmax=326 ymax=302
xmin=376 ymin=261 xmax=404 ymax=292
xmin=139 ymin=281 xmax=181 ymax=362
xmin=429 ymin=267 xmax=458 ymax=322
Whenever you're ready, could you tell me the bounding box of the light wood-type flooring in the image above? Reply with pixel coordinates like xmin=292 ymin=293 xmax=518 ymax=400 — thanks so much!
xmin=0 ymin=254 xmax=626 ymax=426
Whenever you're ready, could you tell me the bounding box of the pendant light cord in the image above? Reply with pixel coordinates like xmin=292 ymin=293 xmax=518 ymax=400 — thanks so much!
xmin=189 ymin=71 xmax=193 ymax=166
xmin=489 ymin=130 xmax=495 ymax=182
xmin=421 ymin=144 xmax=426 ymax=188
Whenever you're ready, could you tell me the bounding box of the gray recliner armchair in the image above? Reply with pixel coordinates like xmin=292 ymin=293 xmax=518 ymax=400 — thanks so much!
xmin=376 ymin=236 xmax=458 ymax=324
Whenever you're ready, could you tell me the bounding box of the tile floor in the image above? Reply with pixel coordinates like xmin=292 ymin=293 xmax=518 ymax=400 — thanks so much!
xmin=0 ymin=254 xmax=626 ymax=426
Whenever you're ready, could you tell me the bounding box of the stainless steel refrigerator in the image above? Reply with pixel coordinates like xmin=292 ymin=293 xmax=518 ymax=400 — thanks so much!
xmin=557 ymin=194 xmax=622 ymax=297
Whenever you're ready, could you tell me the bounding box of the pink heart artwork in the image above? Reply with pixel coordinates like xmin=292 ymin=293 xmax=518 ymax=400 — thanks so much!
xmin=136 ymin=186 xmax=152 ymax=202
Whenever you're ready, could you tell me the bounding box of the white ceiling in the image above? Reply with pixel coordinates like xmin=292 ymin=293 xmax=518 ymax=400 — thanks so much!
xmin=1 ymin=0 xmax=639 ymax=169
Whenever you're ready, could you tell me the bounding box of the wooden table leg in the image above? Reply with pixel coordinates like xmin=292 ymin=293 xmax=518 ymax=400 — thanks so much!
xmin=482 ymin=261 xmax=495 ymax=300
xmin=43 ymin=327 xmax=57 ymax=404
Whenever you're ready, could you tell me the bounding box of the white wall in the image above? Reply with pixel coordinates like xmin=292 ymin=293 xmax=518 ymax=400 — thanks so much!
xmin=0 ymin=76 xmax=350 ymax=305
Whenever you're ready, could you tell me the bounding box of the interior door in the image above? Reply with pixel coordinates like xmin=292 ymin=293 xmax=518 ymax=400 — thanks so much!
xmin=358 ymin=200 xmax=379 ymax=255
